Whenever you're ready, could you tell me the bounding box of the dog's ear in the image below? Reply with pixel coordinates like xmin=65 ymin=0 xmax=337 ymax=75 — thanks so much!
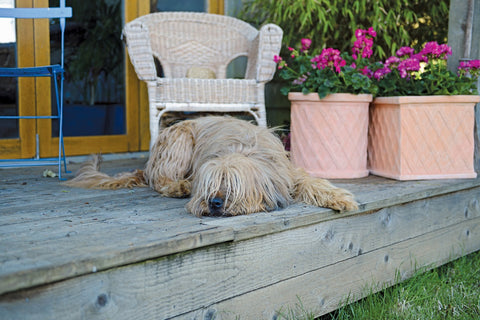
xmin=144 ymin=121 xmax=195 ymax=191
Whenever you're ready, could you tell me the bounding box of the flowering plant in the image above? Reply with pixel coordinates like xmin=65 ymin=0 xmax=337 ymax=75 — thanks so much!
xmin=371 ymin=42 xmax=480 ymax=96
xmin=274 ymin=28 xmax=379 ymax=98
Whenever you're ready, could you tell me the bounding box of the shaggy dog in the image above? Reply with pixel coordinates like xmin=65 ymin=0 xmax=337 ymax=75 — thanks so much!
xmin=65 ymin=116 xmax=358 ymax=217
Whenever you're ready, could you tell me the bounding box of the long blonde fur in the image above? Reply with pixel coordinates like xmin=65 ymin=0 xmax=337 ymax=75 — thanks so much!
xmin=65 ymin=116 xmax=358 ymax=216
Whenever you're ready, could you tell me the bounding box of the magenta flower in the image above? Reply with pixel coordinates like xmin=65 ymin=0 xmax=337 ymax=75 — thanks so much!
xmin=311 ymin=48 xmax=346 ymax=73
xmin=287 ymin=47 xmax=298 ymax=58
xmin=398 ymin=58 xmax=421 ymax=78
xmin=373 ymin=66 xmax=391 ymax=80
xmin=367 ymin=27 xmax=377 ymax=37
xmin=421 ymin=41 xmax=452 ymax=60
xmin=273 ymin=55 xmax=287 ymax=69
xmin=458 ymin=59 xmax=480 ymax=77
xmin=396 ymin=46 xmax=414 ymax=57
xmin=384 ymin=56 xmax=401 ymax=68
xmin=301 ymin=38 xmax=312 ymax=52
xmin=411 ymin=53 xmax=429 ymax=63
xmin=359 ymin=66 xmax=373 ymax=78
xmin=352 ymin=28 xmax=376 ymax=59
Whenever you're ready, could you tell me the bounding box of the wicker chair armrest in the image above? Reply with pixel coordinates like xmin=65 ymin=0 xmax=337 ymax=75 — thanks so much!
xmin=122 ymin=21 xmax=157 ymax=81
xmin=253 ymin=23 xmax=283 ymax=83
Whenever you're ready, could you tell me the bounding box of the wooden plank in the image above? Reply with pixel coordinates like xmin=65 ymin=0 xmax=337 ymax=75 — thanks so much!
xmin=183 ymin=218 xmax=480 ymax=320
xmin=0 ymin=209 xmax=234 ymax=295
xmin=0 ymin=186 xmax=478 ymax=318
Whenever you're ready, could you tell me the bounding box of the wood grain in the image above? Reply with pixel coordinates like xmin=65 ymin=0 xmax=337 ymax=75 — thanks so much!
xmin=0 ymin=175 xmax=479 ymax=319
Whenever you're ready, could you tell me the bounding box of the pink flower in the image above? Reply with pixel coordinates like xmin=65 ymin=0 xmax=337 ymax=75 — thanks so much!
xmin=411 ymin=53 xmax=428 ymax=63
xmin=312 ymin=48 xmax=346 ymax=73
xmin=373 ymin=66 xmax=391 ymax=80
xmin=384 ymin=56 xmax=401 ymax=68
xmin=274 ymin=55 xmax=287 ymax=69
xmin=420 ymin=42 xmax=452 ymax=59
xmin=355 ymin=29 xmax=364 ymax=38
xmin=458 ymin=59 xmax=480 ymax=77
xmin=398 ymin=58 xmax=421 ymax=78
xmin=360 ymin=66 xmax=373 ymax=78
xmin=301 ymin=38 xmax=312 ymax=52
xmin=352 ymin=28 xmax=376 ymax=59
xmin=396 ymin=47 xmax=414 ymax=57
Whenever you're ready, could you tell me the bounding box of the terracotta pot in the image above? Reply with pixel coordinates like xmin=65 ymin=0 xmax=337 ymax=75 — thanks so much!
xmin=368 ymin=95 xmax=480 ymax=180
xmin=289 ymin=92 xmax=372 ymax=179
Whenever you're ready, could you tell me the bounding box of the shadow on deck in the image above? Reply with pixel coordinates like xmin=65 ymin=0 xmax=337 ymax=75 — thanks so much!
xmin=1 ymin=156 xmax=479 ymax=319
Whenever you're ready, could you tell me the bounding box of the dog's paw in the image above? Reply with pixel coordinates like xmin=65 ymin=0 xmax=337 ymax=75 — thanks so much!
xmin=323 ymin=187 xmax=358 ymax=212
xmin=329 ymin=195 xmax=358 ymax=212
xmin=160 ymin=180 xmax=191 ymax=198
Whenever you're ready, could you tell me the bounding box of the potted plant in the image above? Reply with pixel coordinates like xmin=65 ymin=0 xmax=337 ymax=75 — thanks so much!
xmin=274 ymin=28 xmax=378 ymax=179
xmin=368 ymin=43 xmax=480 ymax=180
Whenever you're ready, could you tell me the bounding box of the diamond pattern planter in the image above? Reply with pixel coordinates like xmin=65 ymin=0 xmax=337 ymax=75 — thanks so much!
xmin=289 ymin=93 xmax=372 ymax=179
xmin=368 ymin=95 xmax=480 ymax=180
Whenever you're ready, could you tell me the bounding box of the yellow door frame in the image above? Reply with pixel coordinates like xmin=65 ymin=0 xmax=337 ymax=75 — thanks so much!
xmin=0 ymin=0 xmax=36 ymax=159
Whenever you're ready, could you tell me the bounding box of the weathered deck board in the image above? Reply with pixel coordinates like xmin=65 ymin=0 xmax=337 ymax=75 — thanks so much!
xmin=0 ymin=158 xmax=479 ymax=319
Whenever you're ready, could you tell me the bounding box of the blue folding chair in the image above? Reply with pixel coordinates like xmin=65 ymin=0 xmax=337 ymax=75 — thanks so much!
xmin=0 ymin=1 xmax=72 ymax=179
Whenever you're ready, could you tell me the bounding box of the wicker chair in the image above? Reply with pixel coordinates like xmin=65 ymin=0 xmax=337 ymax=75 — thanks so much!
xmin=122 ymin=12 xmax=283 ymax=146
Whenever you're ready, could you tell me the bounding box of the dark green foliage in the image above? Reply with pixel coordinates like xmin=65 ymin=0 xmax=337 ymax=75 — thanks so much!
xmin=238 ymin=0 xmax=450 ymax=59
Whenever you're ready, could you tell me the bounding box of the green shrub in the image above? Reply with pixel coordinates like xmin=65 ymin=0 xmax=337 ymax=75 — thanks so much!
xmin=238 ymin=0 xmax=449 ymax=59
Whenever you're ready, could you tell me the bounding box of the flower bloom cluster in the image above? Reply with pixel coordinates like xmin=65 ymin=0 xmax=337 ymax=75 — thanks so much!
xmin=311 ymin=48 xmax=346 ymax=73
xmin=272 ymin=27 xmax=379 ymax=98
xmin=374 ymin=41 xmax=454 ymax=79
xmin=458 ymin=60 xmax=480 ymax=78
xmin=272 ymin=26 xmax=480 ymax=97
xmin=352 ymin=27 xmax=377 ymax=59
xmin=421 ymin=41 xmax=452 ymax=59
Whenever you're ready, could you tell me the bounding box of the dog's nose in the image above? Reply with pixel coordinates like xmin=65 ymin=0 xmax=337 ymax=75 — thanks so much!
xmin=209 ymin=197 xmax=224 ymax=209
xmin=208 ymin=197 xmax=224 ymax=216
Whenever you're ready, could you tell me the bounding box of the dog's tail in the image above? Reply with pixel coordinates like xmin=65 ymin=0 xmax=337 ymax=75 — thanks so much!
xmin=63 ymin=154 xmax=147 ymax=189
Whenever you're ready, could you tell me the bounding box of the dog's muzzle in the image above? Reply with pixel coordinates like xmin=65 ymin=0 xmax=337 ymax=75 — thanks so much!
xmin=208 ymin=197 xmax=224 ymax=216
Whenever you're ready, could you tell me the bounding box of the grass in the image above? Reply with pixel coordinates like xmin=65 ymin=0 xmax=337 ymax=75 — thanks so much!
xmin=276 ymin=250 xmax=480 ymax=320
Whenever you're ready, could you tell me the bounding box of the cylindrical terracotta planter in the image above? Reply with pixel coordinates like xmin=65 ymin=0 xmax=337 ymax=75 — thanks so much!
xmin=368 ymin=95 xmax=480 ymax=180
xmin=289 ymin=92 xmax=372 ymax=179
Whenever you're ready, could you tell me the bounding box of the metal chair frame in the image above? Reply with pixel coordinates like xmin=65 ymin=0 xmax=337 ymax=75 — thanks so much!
xmin=0 ymin=1 xmax=72 ymax=179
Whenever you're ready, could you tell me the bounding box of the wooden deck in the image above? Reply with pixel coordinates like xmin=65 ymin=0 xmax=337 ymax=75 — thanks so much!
xmin=1 ymin=156 xmax=479 ymax=319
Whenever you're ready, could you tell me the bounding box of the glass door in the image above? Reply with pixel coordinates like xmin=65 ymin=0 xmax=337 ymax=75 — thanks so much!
xmin=45 ymin=0 xmax=136 ymax=156
xmin=0 ymin=0 xmax=145 ymax=160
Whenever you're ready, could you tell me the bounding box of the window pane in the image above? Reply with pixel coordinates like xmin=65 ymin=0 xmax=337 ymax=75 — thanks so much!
xmin=50 ymin=0 xmax=126 ymax=137
xmin=152 ymin=0 xmax=206 ymax=12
